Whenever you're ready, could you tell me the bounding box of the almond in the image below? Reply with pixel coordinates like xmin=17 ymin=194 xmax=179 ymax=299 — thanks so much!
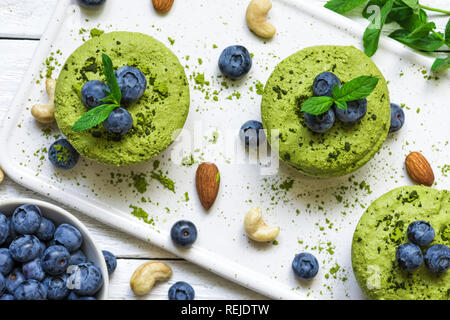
xmin=196 ymin=162 xmax=220 ymax=210
xmin=152 ymin=0 xmax=174 ymax=13
xmin=405 ymin=152 xmax=434 ymax=187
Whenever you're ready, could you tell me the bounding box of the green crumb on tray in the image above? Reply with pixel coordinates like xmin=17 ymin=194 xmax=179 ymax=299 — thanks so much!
xmin=255 ymin=80 xmax=264 ymax=95
xmin=151 ymin=170 xmax=175 ymax=193
xmin=130 ymin=171 xmax=148 ymax=194
xmin=168 ymin=37 xmax=175 ymax=45
xmin=90 ymin=28 xmax=104 ymax=38
xmin=183 ymin=192 xmax=190 ymax=202
xmin=279 ymin=179 xmax=294 ymax=191
xmin=181 ymin=154 xmax=195 ymax=167
xmin=442 ymin=164 xmax=450 ymax=177
xmin=129 ymin=205 xmax=154 ymax=225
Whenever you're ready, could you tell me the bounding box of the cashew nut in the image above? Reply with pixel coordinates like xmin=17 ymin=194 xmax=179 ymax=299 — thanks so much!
xmin=0 ymin=167 xmax=4 ymax=185
xmin=244 ymin=206 xmax=280 ymax=242
xmin=130 ymin=261 xmax=172 ymax=296
xmin=31 ymin=78 xmax=56 ymax=123
xmin=246 ymin=0 xmax=276 ymax=39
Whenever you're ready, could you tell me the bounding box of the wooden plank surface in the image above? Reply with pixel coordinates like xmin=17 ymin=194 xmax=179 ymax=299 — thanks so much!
xmin=0 ymin=0 xmax=448 ymax=300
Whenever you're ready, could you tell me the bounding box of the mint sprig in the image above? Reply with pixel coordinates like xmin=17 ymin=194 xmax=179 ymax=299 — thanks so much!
xmin=301 ymin=75 xmax=379 ymax=115
xmin=324 ymin=0 xmax=450 ymax=73
xmin=71 ymin=53 xmax=121 ymax=132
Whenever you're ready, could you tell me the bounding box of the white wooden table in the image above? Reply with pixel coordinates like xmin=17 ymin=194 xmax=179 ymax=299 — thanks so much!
xmin=0 ymin=0 xmax=447 ymax=300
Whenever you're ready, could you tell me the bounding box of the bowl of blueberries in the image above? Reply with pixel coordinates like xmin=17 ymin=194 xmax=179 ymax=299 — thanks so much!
xmin=0 ymin=199 xmax=109 ymax=300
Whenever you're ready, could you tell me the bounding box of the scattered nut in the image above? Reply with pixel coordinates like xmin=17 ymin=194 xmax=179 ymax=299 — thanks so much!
xmin=244 ymin=206 xmax=280 ymax=242
xmin=405 ymin=152 xmax=435 ymax=186
xmin=196 ymin=162 xmax=220 ymax=210
xmin=31 ymin=78 xmax=56 ymax=124
xmin=130 ymin=261 xmax=172 ymax=296
xmin=246 ymin=0 xmax=276 ymax=39
xmin=152 ymin=0 xmax=174 ymax=13
xmin=0 ymin=167 xmax=4 ymax=185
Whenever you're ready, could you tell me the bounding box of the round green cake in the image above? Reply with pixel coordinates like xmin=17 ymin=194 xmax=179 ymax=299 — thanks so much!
xmin=55 ymin=32 xmax=190 ymax=166
xmin=352 ymin=186 xmax=449 ymax=300
xmin=261 ymin=45 xmax=390 ymax=177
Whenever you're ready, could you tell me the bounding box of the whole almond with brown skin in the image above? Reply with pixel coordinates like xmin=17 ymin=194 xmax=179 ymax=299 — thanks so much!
xmin=196 ymin=162 xmax=220 ymax=210
xmin=405 ymin=152 xmax=434 ymax=186
xmin=152 ymin=0 xmax=174 ymax=13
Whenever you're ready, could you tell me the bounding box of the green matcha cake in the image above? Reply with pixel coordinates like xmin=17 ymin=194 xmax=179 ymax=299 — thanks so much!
xmin=261 ymin=45 xmax=390 ymax=177
xmin=352 ymin=186 xmax=449 ymax=300
xmin=55 ymin=32 xmax=190 ymax=166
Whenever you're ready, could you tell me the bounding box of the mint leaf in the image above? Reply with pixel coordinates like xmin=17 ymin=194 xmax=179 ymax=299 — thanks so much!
xmin=301 ymin=96 xmax=334 ymax=115
xmin=72 ymin=104 xmax=118 ymax=132
xmin=334 ymin=100 xmax=348 ymax=111
xmin=101 ymin=53 xmax=121 ymax=105
xmin=390 ymin=29 xmax=444 ymax=51
xmin=332 ymin=76 xmax=379 ymax=102
xmin=445 ymin=18 xmax=450 ymax=42
xmin=401 ymin=0 xmax=420 ymax=14
xmin=363 ymin=0 xmax=395 ymax=57
xmin=324 ymin=0 xmax=368 ymax=14
xmin=431 ymin=55 xmax=450 ymax=72
xmin=406 ymin=22 xmax=436 ymax=39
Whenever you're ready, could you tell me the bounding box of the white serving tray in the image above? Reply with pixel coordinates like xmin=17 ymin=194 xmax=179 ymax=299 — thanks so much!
xmin=0 ymin=0 xmax=449 ymax=299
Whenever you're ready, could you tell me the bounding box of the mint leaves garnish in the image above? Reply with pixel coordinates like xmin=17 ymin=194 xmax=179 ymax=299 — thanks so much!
xmin=71 ymin=53 xmax=121 ymax=132
xmin=324 ymin=0 xmax=450 ymax=73
xmin=301 ymin=76 xmax=379 ymax=115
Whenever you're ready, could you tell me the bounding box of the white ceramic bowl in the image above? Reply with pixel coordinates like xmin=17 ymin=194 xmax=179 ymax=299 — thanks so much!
xmin=0 ymin=198 xmax=109 ymax=300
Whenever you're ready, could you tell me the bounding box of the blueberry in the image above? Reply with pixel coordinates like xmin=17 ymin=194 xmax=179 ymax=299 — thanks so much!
xmin=22 ymin=258 xmax=45 ymax=281
xmin=170 ymin=220 xmax=198 ymax=248
xmin=11 ymin=204 xmax=42 ymax=235
xmin=38 ymin=241 xmax=46 ymax=257
xmin=396 ymin=243 xmax=423 ymax=271
xmin=389 ymin=103 xmax=405 ymax=133
xmin=76 ymin=0 xmax=106 ymax=8
xmin=0 ymin=214 xmax=9 ymax=245
xmin=81 ymin=80 xmax=109 ymax=109
xmin=115 ymin=66 xmax=147 ymax=104
xmin=304 ymin=108 xmax=335 ymax=133
xmin=102 ymin=250 xmax=117 ymax=275
xmin=77 ymin=295 xmax=96 ymax=300
xmin=292 ymin=253 xmax=319 ymax=280
xmin=68 ymin=262 xmax=103 ymax=296
xmin=5 ymin=216 xmax=17 ymax=245
xmin=35 ymin=217 xmax=55 ymax=242
xmin=168 ymin=281 xmax=195 ymax=300
xmin=69 ymin=250 xmax=87 ymax=266
xmin=67 ymin=291 xmax=95 ymax=300
xmin=48 ymin=139 xmax=80 ymax=170
xmin=424 ymin=244 xmax=450 ymax=273
xmin=407 ymin=221 xmax=435 ymax=247
xmin=0 ymin=249 xmax=14 ymax=276
xmin=218 ymin=45 xmax=252 ymax=80
xmin=103 ymin=107 xmax=133 ymax=136
xmin=41 ymin=245 xmax=70 ymax=275
xmin=239 ymin=120 xmax=266 ymax=148
xmin=44 ymin=274 xmax=69 ymax=300
xmin=0 ymin=293 xmax=14 ymax=300
xmin=0 ymin=273 xmax=5 ymax=296
xmin=5 ymin=268 xmax=25 ymax=293
xmin=66 ymin=291 xmax=79 ymax=300
xmin=54 ymin=224 xmax=83 ymax=253
xmin=334 ymin=99 xmax=367 ymax=124
xmin=14 ymin=279 xmax=47 ymax=300
xmin=312 ymin=72 xmax=341 ymax=97
xmin=9 ymin=235 xmax=41 ymax=263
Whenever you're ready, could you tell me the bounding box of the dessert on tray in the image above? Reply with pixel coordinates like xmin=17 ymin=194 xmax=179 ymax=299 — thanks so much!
xmin=352 ymin=186 xmax=449 ymax=300
xmin=261 ymin=45 xmax=391 ymax=177
xmin=55 ymin=31 xmax=190 ymax=166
